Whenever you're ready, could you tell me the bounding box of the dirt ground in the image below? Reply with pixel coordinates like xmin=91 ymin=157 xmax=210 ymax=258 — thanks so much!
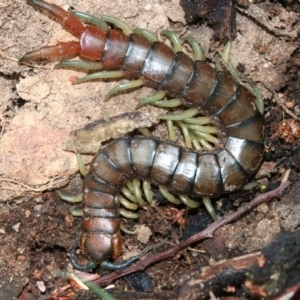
xmin=0 ymin=0 xmax=300 ymax=299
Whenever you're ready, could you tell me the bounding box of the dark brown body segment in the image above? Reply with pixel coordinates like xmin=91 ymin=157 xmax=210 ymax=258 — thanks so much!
xmin=102 ymin=30 xmax=129 ymax=69
xmin=141 ymin=42 xmax=176 ymax=88
xmin=123 ymin=33 xmax=152 ymax=78
xmin=160 ymin=52 xmax=194 ymax=97
xmin=169 ymin=151 xmax=197 ymax=194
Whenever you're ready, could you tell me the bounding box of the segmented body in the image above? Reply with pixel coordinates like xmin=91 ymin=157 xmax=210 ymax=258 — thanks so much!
xmin=20 ymin=0 xmax=265 ymax=266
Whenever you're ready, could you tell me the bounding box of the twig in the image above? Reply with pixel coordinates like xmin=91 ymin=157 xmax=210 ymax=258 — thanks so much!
xmin=272 ymin=93 xmax=300 ymax=121
xmin=277 ymin=100 xmax=300 ymax=121
xmin=0 ymin=49 xmax=19 ymax=62
xmin=94 ymin=181 xmax=291 ymax=286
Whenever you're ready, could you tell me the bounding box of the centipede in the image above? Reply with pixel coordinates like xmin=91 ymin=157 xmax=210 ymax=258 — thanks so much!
xmin=19 ymin=0 xmax=266 ymax=270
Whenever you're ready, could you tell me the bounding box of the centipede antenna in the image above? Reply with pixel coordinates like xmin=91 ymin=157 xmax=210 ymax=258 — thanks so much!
xmin=161 ymin=30 xmax=182 ymax=52
xmin=70 ymin=11 xmax=110 ymax=31
xmin=101 ymin=239 xmax=166 ymax=270
xmin=105 ymin=79 xmax=144 ymax=100
xmin=134 ymin=28 xmax=158 ymax=42
xmin=74 ymin=70 xmax=125 ymax=84
xmin=70 ymin=234 xmax=98 ymax=271
xmin=55 ymin=60 xmax=104 ymax=71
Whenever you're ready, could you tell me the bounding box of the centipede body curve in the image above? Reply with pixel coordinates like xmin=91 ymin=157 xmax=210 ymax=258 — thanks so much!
xmin=20 ymin=0 xmax=265 ymax=268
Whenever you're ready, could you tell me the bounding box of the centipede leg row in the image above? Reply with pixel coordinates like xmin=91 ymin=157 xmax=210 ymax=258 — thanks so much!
xmin=19 ymin=0 xmax=265 ymax=270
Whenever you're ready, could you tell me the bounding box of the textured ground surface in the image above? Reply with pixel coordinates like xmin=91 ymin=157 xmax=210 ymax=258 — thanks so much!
xmin=0 ymin=0 xmax=299 ymax=299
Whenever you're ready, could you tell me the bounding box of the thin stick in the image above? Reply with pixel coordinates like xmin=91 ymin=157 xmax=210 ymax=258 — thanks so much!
xmin=278 ymin=102 xmax=300 ymax=121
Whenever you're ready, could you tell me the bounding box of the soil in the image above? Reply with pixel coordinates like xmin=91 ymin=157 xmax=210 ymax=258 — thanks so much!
xmin=0 ymin=0 xmax=300 ymax=299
